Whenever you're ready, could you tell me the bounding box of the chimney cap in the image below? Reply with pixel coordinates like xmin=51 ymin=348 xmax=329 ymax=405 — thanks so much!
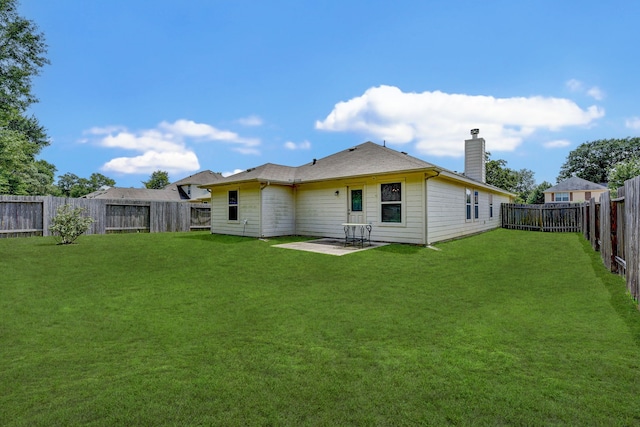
xmin=470 ymin=128 xmax=480 ymax=137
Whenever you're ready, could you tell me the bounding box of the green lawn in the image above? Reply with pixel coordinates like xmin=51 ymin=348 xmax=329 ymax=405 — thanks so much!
xmin=2 ymin=229 xmax=640 ymax=426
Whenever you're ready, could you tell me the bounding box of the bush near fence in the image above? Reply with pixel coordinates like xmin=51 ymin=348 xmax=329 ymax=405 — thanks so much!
xmin=0 ymin=195 xmax=210 ymax=237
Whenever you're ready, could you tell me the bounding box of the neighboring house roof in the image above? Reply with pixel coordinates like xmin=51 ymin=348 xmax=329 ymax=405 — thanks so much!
xmin=82 ymin=170 xmax=224 ymax=201
xmin=544 ymin=177 xmax=607 ymax=193
xmin=82 ymin=187 xmax=181 ymax=201
xmin=200 ymin=141 xmax=511 ymax=195
xmin=164 ymin=170 xmax=224 ymax=189
xmin=164 ymin=170 xmax=224 ymax=200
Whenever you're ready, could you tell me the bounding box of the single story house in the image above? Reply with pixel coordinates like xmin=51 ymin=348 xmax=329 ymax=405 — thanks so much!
xmin=200 ymin=130 xmax=515 ymax=245
xmin=544 ymin=177 xmax=608 ymax=204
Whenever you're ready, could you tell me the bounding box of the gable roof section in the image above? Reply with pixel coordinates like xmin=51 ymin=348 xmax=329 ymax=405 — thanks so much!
xmin=544 ymin=177 xmax=607 ymax=192
xmin=202 ymin=142 xmax=437 ymax=186
xmin=200 ymin=141 xmax=513 ymax=196
xmin=296 ymin=142 xmax=437 ymax=181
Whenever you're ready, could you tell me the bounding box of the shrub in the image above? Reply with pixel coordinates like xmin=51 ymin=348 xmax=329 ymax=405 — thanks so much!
xmin=49 ymin=204 xmax=94 ymax=244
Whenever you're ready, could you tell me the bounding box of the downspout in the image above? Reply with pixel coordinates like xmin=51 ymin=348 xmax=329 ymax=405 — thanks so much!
xmin=424 ymin=171 xmax=441 ymax=246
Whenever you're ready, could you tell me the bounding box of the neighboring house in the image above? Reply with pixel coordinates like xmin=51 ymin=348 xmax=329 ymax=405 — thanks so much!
xmin=164 ymin=170 xmax=224 ymax=202
xmin=83 ymin=170 xmax=224 ymax=202
xmin=544 ymin=177 xmax=608 ymax=204
xmin=200 ymin=130 xmax=515 ymax=245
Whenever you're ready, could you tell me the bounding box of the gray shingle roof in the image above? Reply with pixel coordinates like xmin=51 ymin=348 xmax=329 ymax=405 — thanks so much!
xmin=545 ymin=177 xmax=607 ymax=192
xmin=82 ymin=187 xmax=181 ymax=201
xmin=166 ymin=170 xmax=224 ymax=187
xmin=202 ymin=142 xmax=438 ymax=186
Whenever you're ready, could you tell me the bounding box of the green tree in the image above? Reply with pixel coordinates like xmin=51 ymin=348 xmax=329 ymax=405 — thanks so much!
xmin=526 ymin=181 xmax=552 ymax=204
xmin=607 ymin=158 xmax=640 ymax=197
xmin=56 ymin=172 xmax=116 ymax=197
xmin=143 ymin=170 xmax=170 ymax=189
xmin=557 ymin=137 xmax=640 ymax=184
xmin=485 ymin=153 xmax=536 ymax=202
xmin=0 ymin=0 xmax=52 ymax=195
xmin=0 ymin=127 xmax=56 ymax=195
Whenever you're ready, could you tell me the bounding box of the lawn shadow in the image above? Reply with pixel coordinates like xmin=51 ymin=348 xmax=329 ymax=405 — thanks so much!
xmin=176 ymin=233 xmax=256 ymax=244
xmin=374 ymin=244 xmax=423 ymax=254
xmin=581 ymin=237 xmax=640 ymax=347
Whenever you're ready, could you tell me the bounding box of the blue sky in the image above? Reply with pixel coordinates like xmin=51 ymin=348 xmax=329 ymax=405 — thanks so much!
xmin=20 ymin=0 xmax=640 ymax=188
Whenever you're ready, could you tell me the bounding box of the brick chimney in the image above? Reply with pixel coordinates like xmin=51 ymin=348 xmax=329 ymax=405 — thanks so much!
xmin=464 ymin=129 xmax=486 ymax=183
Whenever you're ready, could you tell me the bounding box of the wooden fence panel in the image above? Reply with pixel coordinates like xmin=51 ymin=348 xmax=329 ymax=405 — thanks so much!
xmin=590 ymin=198 xmax=600 ymax=251
xmin=625 ymin=177 xmax=640 ymax=301
xmin=0 ymin=195 xmax=44 ymax=237
xmin=616 ymin=189 xmax=626 ymax=276
xmin=0 ymin=196 xmax=210 ymax=237
xmin=190 ymin=206 xmax=211 ymax=230
xmin=106 ymin=203 xmax=150 ymax=232
xmin=501 ymin=204 xmax=583 ymax=232
xmin=600 ymin=192 xmax=612 ymax=271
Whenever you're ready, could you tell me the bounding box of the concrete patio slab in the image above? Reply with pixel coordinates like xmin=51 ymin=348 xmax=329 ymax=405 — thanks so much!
xmin=272 ymin=238 xmax=388 ymax=256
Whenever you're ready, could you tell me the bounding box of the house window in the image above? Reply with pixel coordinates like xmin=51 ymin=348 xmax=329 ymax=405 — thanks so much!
xmin=555 ymin=192 xmax=569 ymax=202
xmin=466 ymin=188 xmax=472 ymax=220
xmin=381 ymin=182 xmax=402 ymax=223
xmin=489 ymin=194 xmax=494 ymax=219
xmin=228 ymin=190 xmax=238 ymax=221
xmin=474 ymin=190 xmax=479 ymax=220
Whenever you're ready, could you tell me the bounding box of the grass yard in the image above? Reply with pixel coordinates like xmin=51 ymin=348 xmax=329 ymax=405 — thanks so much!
xmin=2 ymin=229 xmax=640 ymax=426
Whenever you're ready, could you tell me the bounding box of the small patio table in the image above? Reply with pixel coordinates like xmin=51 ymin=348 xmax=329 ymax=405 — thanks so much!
xmin=342 ymin=223 xmax=372 ymax=248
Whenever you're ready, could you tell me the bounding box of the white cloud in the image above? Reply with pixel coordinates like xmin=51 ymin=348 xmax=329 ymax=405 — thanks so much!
xmin=543 ymin=139 xmax=571 ymax=148
xmin=86 ymin=119 xmax=261 ymax=175
xmin=566 ymin=79 xmax=605 ymax=100
xmin=237 ymin=115 xmax=264 ymax=127
xmin=102 ymin=150 xmax=200 ymax=174
xmin=222 ymin=169 xmax=245 ymax=177
xmin=316 ymin=85 xmax=604 ymax=157
xmin=566 ymin=79 xmax=583 ymax=92
xmin=284 ymin=140 xmax=311 ymax=150
xmin=626 ymin=117 xmax=640 ymax=130
xmin=587 ymin=87 xmax=605 ymax=101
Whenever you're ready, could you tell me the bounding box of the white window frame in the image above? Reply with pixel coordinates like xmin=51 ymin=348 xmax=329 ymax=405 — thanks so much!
xmin=465 ymin=188 xmax=472 ymax=222
xmin=228 ymin=189 xmax=239 ymax=222
xmin=380 ymin=180 xmax=405 ymax=226
xmin=474 ymin=190 xmax=479 ymax=220
xmin=555 ymin=192 xmax=569 ymax=202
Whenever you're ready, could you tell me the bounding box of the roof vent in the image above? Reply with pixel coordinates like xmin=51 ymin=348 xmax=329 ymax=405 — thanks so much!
xmin=401 ymin=151 xmax=407 ymax=155
xmin=312 ymin=158 xmax=317 ymax=165
xmin=348 ymin=147 xmax=357 ymax=152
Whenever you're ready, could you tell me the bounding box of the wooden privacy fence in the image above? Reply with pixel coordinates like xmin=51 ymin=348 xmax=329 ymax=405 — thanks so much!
xmin=501 ymin=203 xmax=583 ymax=232
xmin=0 ymin=195 xmax=210 ymax=238
xmin=573 ymin=175 xmax=640 ymax=309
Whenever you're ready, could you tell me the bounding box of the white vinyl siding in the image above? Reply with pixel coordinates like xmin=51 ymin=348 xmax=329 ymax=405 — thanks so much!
xmin=261 ymin=186 xmax=295 ymax=237
xmin=295 ymin=174 xmax=426 ymax=244
xmin=295 ymin=182 xmax=351 ymax=239
xmin=426 ymin=177 xmax=509 ymax=244
xmin=210 ymin=184 xmax=261 ymax=237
